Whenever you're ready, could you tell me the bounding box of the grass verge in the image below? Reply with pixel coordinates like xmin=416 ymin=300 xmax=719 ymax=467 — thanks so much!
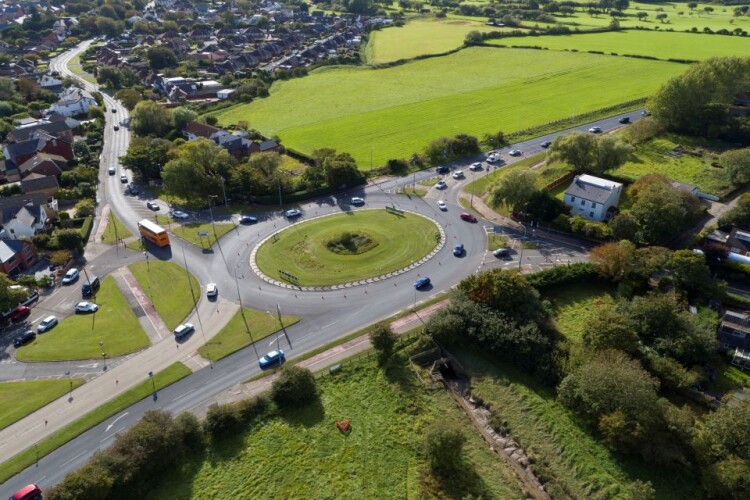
xmin=15 ymin=276 xmax=150 ymax=362
xmin=0 ymin=379 xmax=85 ymax=431
xmin=198 ymin=308 xmax=301 ymax=361
xmin=128 ymin=261 xmax=199 ymax=331
xmin=100 ymin=211 xmax=133 ymax=244
xmin=0 ymin=362 xmax=191 ymax=483
xmin=398 ymin=186 xmax=427 ymax=196
xmin=156 ymin=216 xmax=235 ymax=248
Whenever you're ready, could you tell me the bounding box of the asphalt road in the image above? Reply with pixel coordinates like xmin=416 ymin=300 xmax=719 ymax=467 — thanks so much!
xmin=3 ymin=41 xmax=621 ymax=494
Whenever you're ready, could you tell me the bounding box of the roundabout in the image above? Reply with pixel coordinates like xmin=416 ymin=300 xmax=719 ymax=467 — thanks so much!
xmin=252 ymin=209 xmax=445 ymax=289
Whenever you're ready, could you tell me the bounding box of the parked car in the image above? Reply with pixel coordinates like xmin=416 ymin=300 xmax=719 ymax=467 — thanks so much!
xmin=437 ymin=200 xmax=447 ymax=211
xmin=37 ymin=315 xmax=58 ymax=333
xmin=414 ymin=277 xmax=431 ymax=290
xmin=61 ymin=268 xmax=79 ymax=285
xmin=169 ymin=210 xmax=189 ymax=219
xmin=351 ymin=197 xmax=365 ymax=205
xmin=460 ymin=212 xmax=477 ymax=223
xmin=540 ymin=140 xmax=552 ymax=148
xmin=173 ymin=323 xmax=195 ymax=340
xmin=453 ymin=243 xmax=464 ymax=256
xmin=619 ymin=116 xmax=631 ymax=124
xmin=452 ymin=170 xmax=464 ymax=179
xmin=259 ymin=349 xmax=285 ymax=369
xmin=588 ymin=126 xmax=602 ymax=133
xmin=285 ymin=208 xmax=302 ymax=218
xmin=120 ymin=175 xmax=128 ymax=183
xmin=146 ymin=201 xmax=160 ymax=211
xmin=239 ymin=215 xmax=258 ymax=224
xmin=82 ymin=276 xmax=100 ymax=298
xmin=10 ymin=306 xmax=31 ymax=323
xmin=486 ymin=154 xmax=500 ymax=163
xmin=493 ymin=247 xmax=511 ymax=258
xmin=436 ymin=165 xmax=449 ymax=174
xmin=509 ymin=149 xmax=522 ymax=157
xmin=206 ymin=283 xmax=218 ymax=298
xmin=435 ymin=180 xmax=447 ymax=189
xmin=108 ymin=166 xmax=116 ymax=175
xmin=469 ymin=162 xmax=483 ymax=171
xmin=75 ymin=301 xmax=99 ymax=314
xmin=13 ymin=330 xmax=35 ymax=348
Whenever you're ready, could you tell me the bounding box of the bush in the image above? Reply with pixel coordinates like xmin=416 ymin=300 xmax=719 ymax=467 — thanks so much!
xmin=370 ymin=322 xmax=397 ymax=365
xmin=202 ymin=395 xmax=269 ymax=440
xmin=271 ymin=365 xmax=318 ymax=408
xmin=78 ymin=216 xmax=93 ymax=242
xmin=424 ymin=422 xmax=466 ymax=475
xmin=525 ymin=263 xmax=598 ymax=290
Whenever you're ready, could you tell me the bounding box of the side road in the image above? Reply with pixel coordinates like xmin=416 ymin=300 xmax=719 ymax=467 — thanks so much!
xmin=190 ymin=299 xmax=448 ymax=417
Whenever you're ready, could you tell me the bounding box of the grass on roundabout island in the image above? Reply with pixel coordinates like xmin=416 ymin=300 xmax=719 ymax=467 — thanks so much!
xmin=0 ymin=379 xmax=85 ymax=431
xmin=15 ymin=276 xmax=150 ymax=362
xmin=128 ymin=260 xmax=200 ymax=331
xmin=254 ymin=210 xmax=441 ymax=286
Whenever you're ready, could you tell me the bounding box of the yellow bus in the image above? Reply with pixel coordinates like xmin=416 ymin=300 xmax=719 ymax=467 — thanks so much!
xmin=138 ymin=219 xmax=170 ymax=247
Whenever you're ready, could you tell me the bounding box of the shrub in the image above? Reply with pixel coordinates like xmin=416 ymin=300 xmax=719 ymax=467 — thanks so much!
xmin=525 ymin=263 xmax=598 ymax=290
xmin=271 ymin=365 xmax=318 ymax=407
xmin=424 ymin=422 xmax=466 ymax=475
xmin=370 ymin=322 xmax=397 ymax=365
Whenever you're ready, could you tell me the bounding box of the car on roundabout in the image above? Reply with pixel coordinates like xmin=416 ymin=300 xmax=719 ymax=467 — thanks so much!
xmin=240 ymin=215 xmax=258 ymax=224
xmin=75 ymin=301 xmax=99 ymax=314
xmin=435 ymin=180 xmax=447 ymax=190
xmin=460 ymin=212 xmax=477 ymax=223
xmin=174 ymin=323 xmax=195 ymax=340
xmin=146 ymin=201 xmax=160 ymax=211
xmin=414 ymin=277 xmax=431 ymax=290
xmin=285 ymin=208 xmax=302 ymax=218
xmin=437 ymin=200 xmax=447 ymax=211
xmin=453 ymin=243 xmax=464 ymax=256
xmin=259 ymin=349 xmax=285 ymax=369
xmin=351 ymin=197 xmax=365 ymax=206
xmin=206 ymin=283 xmax=218 ymax=298
xmin=169 ymin=210 xmax=189 ymax=219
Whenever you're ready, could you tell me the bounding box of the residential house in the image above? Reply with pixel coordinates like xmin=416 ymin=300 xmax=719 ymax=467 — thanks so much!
xmin=718 ymin=310 xmax=750 ymax=351
xmin=4 ymin=131 xmax=74 ymax=167
xmin=38 ymin=74 xmax=63 ymax=93
xmin=0 ymin=239 xmax=36 ymax=276
xmin=182 ymin=121 xmax=221 ymax=140
xmin=0 ymin=193 xmax=54 ymax=225
xmin=50 ymin=87 xmax=97 ymax=117
xmin=3 ymin=202 xmax=49 ymax=240
xmin=563 ymin=174 xmax=623 ymax=222
xmin=20 ymin=173 xmax=59 ymax=195
xmin=727 ymin=228 xmax=750 ymax=256
xmin=17 ymin=153 xmax=68 ymax=178
xmin=7 ymin=119 xmax=74 ymax=144
xmin=217 ymin=88 xmax=236 ymax=100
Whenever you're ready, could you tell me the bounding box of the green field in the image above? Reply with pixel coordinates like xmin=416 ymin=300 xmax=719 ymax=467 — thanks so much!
xmin=215 ymin=47 xmax=684 ymax=167
xmin=255 ymin=210 xmax=440 ymax=286
xmin=198 ymin=308 xmax=301 ymax=361
xmin=100 ymin=211 xmax=133 ymax=244
xmin=0 ymin=379 xmax=85 ymax=431
xmin=128 ymin=261 xmax=200 ymax=331
xmin=149 ymin=351 xmax=523 ymax=499
xmin=544 ymin=282 xmax=616 ymax=342
xmin=490 ymin=29 xmax=750 ymax=61
xmin=15 ymin=276 xmax=150 ymax=362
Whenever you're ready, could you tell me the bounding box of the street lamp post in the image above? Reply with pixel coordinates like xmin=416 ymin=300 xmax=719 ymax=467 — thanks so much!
xmin=208 ymin=195 xmax=218 ymax=243
xmin=148 ymin=371 xmax=156 ymax=399
xmin=518 ymin=225 xmax=527 ymax=271
xmin=99 ymin=340 xmax=107 ymax=370
xmin=143 ymin=251 xmax=150 ymax=271
xmin=65 ymin=370 xmax=72 ymax=399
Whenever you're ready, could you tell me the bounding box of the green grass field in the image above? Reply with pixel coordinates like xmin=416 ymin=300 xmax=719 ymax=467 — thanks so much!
xmin=128 ymin=261 xmax=200 ymax=331
xmin=198 ymin=308 xmax=300 ymax=361
xmin=148 ymin=351 xmax=523 ymax=499
xmin=0 ymin=362 xmax=191 ymax=484
xmin=453 ymin=346 xmax=703 ymax=499
xmin=15 ymin=277 xmax=150 ymax=362
xmin=215 ymin=47 xmax=684 ymax=167
xmin=255 ymin=210 xmax=440 ymax=286
xmin=490 ymin=29 xmax=750 ymax=61
xmin=0 ymin=379 xmax=85 ymax=431
xmin=609 ymin=136 xmax=732 ymax=195
xmin=544 ymin=281 xmax=616 ymax=342
xmin=100 ymin=211 xmax=133 ymax=244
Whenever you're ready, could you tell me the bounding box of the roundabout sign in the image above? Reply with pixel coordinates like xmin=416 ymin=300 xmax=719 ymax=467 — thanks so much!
xmin=250 ymin=209 xmax=446 ymax=290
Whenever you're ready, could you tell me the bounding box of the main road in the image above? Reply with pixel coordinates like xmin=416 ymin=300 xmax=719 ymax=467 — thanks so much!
xmin=3 ymin=41 xmax=611 ymax=493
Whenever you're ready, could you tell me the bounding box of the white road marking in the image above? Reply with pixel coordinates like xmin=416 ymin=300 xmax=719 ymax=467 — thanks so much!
xmin=105 ymin=412 xmax=129 ymax=433
xmin=60 ymin=450 xmax=88 ymax=468
xmin=172 ymin=392 xmax=191 ymax=402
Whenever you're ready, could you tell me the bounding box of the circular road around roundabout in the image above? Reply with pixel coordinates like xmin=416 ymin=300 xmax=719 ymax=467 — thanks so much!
xmin=250 ymin=209 xmax=447 ymax=290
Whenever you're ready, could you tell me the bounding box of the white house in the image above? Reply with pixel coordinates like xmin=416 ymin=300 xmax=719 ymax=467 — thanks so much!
xmin=563 ymin=174 xmax=623 ymax=222
xmin=38 ymin=74 xmax=63 ymax=93
xmin=50 ymin=88 xmax=97 ymax=117
xmin=217 ymin=88 xmax=236 ymax=100
xmin=3 ymin=203 xmax=49 ymax=240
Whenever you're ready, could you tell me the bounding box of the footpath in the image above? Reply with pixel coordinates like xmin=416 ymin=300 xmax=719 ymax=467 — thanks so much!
xmin=191 ymin=299 xmax=449 ymax=417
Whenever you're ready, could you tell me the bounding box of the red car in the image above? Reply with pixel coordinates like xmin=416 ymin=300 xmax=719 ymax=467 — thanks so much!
xmin=460 ymin=212 xmax=477 ymax=223
xmin=10 ymin=305 xmax=31 ymax=323
xmin=9 ymin=484 xmax=42 ymax=500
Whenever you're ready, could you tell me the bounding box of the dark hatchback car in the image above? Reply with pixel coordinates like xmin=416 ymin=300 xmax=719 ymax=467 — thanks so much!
xmin=619 ymin=116 xmax=631 ymax=124
xmin=13 ymin=330 xmax=35 ymax=348
xmin=414 ymin=277 xmax=431 ymax=289
xmin=239 ymin=215 xmax=258 ymax=224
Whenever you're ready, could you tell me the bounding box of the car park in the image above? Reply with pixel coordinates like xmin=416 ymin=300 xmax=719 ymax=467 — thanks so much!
xmin=108 ymin=166 xmax=116 ymax=175
xmin=453 ymin=243 xmax=464 ymax=256
xmin=509 ymin=149 xmax=522 ymax=157
xmin=588 ymin=126 xmax=602 ymax=133
xmin=206 ymin=283 xmax=218 ymax=298
xmin=169 ymin=210 xmax=189 ymax=219
xmin=437 ymin=200 xmax=447 ymax=211
xmin=351 ymin=197 xmax=365 ymax=205
xmin=37 ymin=315 xmax=58 ymax=333
xmin=470 ymin=162 xmax=483 ymax=171
xmin=120 ymin=175 xmax=128 ymax=183
xmin=284 ymin=208 xmax=302 ymax=218
xmin=75 ymin=301 xmax=99 ymax=314
xmin=540 ymin=140 xmax=552 ymax=148
xmin=460 ymin=212 xmax=477 ymax=223
xmin=435 ymin=180 xmax=447 ymax=189
xmin=146 ymin=201 xmax=160 ymax=211
xmin=259 ymin=349 xmax=285 ymax=369
xmin=436 ymin=165 xmax=449 ymax=174
xmin=451 ymin=170 xmax=464 ymax=179
xmin=240 ymin=215 xmax=258 ymax=224
xmin=13 ymin=330 xmax=35 ymax=348
xmin=414 ymin=277 xmax=431 ymax=289
xmin=61 ymin=268 xmax=79 ymax=285
xmin=619 ymin=117 xmax=630 ymax=124
xmin=493 ymin=247 xmax=511 ymax=258
xmin=173 ymin=323 xmax=195 ymax=340
xmin=10 ymin=306 xmax=31 ymax=323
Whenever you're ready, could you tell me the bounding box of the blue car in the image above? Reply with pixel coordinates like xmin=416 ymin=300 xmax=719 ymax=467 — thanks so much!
xmin=239 ymin=215 xmax=258 ymax=224
xmin=453 ymin=243 xmax=464 ymax=256
xmin=259 ymin=349 xmax=285 ymax=369
xmin=414 ymin=277 xmax=431 ymax=290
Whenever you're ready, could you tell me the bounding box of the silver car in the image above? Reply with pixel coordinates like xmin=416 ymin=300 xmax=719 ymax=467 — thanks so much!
xmin=37 ymin=315 xmax=58 ymax=333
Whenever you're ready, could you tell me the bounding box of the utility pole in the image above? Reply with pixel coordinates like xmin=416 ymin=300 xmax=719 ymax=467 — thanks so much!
xmin=234 ymin=271 xmax=259 ymax=359
xmin=277 ymin=178 xmax=283 ymax=207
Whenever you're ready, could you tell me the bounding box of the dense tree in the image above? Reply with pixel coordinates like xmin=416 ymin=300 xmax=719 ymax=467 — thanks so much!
xmin=547 ymin=132 xmax=631 ymax=174
xmin=457 ymin=269 xmax=544 ymax=325
xmin=424 ymin=134 xmax=480 ymax=164
xmin=590 ymin=240 xmax=635 ymax=281
xmin=481 ymin=129 xmax=506 ymax=149
xmin=582 ymin=305 xmax=640 ymax=354
xmin=370 ymin=322 xmax=397 ymax=365
xmin=669 ymin=249 xmax=716 ymax=299
xmin=608 ymin=212 xmax=640 ymax=241
xmin=114 ymin=88 xmax=142 ymax=110
xmin=130 ymin=101 xmax=172 ymax=137
xmin=271 ymin=366 xmax=318 ymax=407
xmin=120 ymin=137 xmax=171 ymax=180
xmin=162 ymin=138 xmax=234 ymax=201
xmin=488 ymin=170 xmax=538 ymax=211
xmin=96 ymin=66 xmax=139 ymax=90
xmin=719 ymin=193 xmax=750 ymax=229
xmin=721 ymin=148 xmax=750 ymax=186
xmin=52 ymin=228 xmax=85 ymax=250
xmin=525 ymin=190 xmax=568 ymax=222
xmin=322 ymin=151 xmax=364 ymax=189
xmin=146 ymin=46 xmax=178 ymax=70
xmin=629 ymin=176 xmax=702 ymax=245
xmin=0 ymin=274 xmax=30 ymax=313
xmin=171 ymin=107 xmax=198 ymax=131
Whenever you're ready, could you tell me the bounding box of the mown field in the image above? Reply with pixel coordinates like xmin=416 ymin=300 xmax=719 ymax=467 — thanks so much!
xmin=215 ymin=47 xmax=684 ymax=167
xmin=490 ymin=29 xmax=750 ymax=61
xmin=148 ymin=350 xmax=524 ymax=499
